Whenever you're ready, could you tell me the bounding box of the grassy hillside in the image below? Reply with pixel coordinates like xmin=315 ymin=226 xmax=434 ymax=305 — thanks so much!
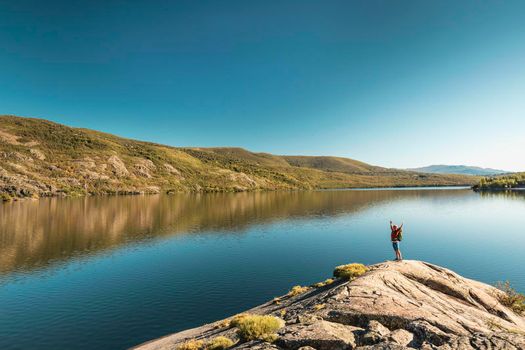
xmin=0 ymin=115 xmax=477 ymax=200
xmin=282 ymin=155 xmax=386 ymax=173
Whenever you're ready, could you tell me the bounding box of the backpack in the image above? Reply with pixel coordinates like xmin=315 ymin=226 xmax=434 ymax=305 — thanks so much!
xmin=397 ymin=228 xmax=403 ymax=241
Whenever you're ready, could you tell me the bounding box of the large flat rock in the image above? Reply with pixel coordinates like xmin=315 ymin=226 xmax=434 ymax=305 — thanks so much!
xmin=132 ymin=260 xmax=525 ymax=350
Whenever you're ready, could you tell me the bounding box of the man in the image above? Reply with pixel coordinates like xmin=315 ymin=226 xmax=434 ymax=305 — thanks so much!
xmin=390 ymin=220 xmax=403 ymax=261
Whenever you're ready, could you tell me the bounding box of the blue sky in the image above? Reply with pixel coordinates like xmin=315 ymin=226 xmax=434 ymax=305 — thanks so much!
xmin=1 ymin=1 xmax=524 ymax=171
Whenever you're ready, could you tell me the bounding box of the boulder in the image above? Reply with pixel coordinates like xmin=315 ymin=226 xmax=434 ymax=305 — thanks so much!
xmin=385 ymin=329 xmax=413 ymax=347
xmin=107 ymin=155 xmax=129 ymax=177
xmin=277 ymin=320 xmax=362 ymax=350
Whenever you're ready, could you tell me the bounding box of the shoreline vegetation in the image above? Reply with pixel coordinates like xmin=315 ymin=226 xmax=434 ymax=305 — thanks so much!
xmin=133 ymin=260 xmax=525 ymax=350
xmin=473 ymin=173 xmax=525 ymax=192
xmin=0 ymin=115 xmax=477 ymax=201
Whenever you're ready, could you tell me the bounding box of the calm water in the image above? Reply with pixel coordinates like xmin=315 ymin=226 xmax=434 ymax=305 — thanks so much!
xmin=1 ymin=189 xmax=524 ymax=350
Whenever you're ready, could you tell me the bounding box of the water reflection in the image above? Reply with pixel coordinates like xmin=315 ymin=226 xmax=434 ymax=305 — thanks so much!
xmin=477 ymin=190 xmax=525 ymax=200
xmin=2 ymin=188 xmax=524 ymax=350
xmin=0 ymin=189 xmax=473 ymax=275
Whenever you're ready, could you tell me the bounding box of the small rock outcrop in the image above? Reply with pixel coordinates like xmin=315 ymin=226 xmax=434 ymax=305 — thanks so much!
xmin=164 ymin=163 xmax=183 ymax=178
xmin=29 ymin=148 xmax=46 ymax=160
xmin=134 ymin=159 xmax=157 ymax=178
xmin=107 ymin=155 xmax=130 ymax=177
xmin=132 ymin=260 xmax=525 ymax=350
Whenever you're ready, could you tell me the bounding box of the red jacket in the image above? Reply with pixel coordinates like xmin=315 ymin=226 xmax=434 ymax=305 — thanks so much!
xmin=391 ymin=228 xmax=401 ymax=241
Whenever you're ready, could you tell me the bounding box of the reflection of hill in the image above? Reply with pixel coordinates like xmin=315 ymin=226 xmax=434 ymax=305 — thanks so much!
xmin=477 ymin=190 xmax=525 ymax=200
xmin=0 ymin=189 xmax=469 ymax=274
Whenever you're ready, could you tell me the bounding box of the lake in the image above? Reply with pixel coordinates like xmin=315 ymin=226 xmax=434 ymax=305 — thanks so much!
xmin=1 ymin=188 xmax=524 ymax=350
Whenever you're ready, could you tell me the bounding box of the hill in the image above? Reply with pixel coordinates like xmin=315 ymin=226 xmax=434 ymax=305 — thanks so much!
xmin=0 ymin=115 xmax=477 ymax=200
xmin=133 ymin=260 xmax=525 ymax=350
xmin=473 ymin=173 xmax=525 ymax=191
xmin=408 ymin=164 xmax=508 ymax=176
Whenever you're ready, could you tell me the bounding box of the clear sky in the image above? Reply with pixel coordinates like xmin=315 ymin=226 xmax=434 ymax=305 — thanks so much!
xmin=1 ymin=1 xmax=524 ymax=171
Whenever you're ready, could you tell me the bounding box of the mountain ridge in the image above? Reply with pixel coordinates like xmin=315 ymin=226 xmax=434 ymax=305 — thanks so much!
xmin=0 ymin=115 xmax=477 ymax=200
xmin=408 ymin=164 xmax=509 ymax=176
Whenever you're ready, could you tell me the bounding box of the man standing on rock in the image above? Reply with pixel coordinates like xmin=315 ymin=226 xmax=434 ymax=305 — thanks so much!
xmin=390 ymin=220 xmax=403 ymax=261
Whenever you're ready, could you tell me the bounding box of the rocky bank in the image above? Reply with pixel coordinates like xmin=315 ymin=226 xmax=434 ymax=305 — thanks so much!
xmin=133 ymin=260 xmax=525 ymax=350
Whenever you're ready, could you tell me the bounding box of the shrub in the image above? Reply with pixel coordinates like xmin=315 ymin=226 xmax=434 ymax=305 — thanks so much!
xmin=288 ymin=285 xmax=309 ymax=296
xmin=206 ymin=336 xmax=234 ymax=350
xmin=333 ymin=263 xmax=368 ymax=280
xmin=177 ymin=339 xmax=204 ymax=350
xmin=234 ymin=314 xmax=283 ymax=342
xmin=495 ymin=281 xmax=525 ymax=315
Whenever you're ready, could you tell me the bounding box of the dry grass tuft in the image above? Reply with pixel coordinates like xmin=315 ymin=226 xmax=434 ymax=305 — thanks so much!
xmin=229 ymin=313 xmax=249 ymax=328
xmin=313 ymin=303 xmax=326 ymax=311
xmin=333 ymin=263 xmax=368 ymax=280
xmin=233 ymin=314 xmax=283 ymax=342
xmin=312 ymin=278 xmax=334 ymax=288
xmin=288 ymin=285 xmax=310 ymax=297
xmin=206 ymin=336 xmax=234 ymax=350
xmin=215 ymin=319 xmax=231 ymax=329
xmin=177 ymin=339 xmax=204 ymax=350
xmin=495 ymin=281 xmax=525 ymax=315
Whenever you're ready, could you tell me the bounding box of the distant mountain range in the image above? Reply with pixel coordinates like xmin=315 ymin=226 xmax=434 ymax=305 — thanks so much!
xmin=0 ymin=115 xmax=478 ymax=200
xmin=407 ymin=165 xmax=509 ymax=176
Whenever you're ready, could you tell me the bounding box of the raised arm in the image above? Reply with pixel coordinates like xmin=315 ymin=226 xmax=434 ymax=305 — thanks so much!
xmin=390 ymin=220 xmax=393 ymax=230
xmin=399 ymin=223 xmax=404 ymax=229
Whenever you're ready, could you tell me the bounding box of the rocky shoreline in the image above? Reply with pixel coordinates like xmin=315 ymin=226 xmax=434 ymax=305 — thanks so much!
xmin=132 ymin=260 xmax=525 ymax=350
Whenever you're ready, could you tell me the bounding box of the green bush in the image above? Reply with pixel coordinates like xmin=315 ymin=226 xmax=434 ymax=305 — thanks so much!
xmin=495 ymin=281 xmax=525 ymax=315
xmin=234 ymin=314 xmax=283 ymax=342
xmin=177 ymin=339 xmax=204 ymax=350
xmin=206 ymin=336 xmax=234 ymax=350
xmin=333 ymin=263 xmax=368 ymax=280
